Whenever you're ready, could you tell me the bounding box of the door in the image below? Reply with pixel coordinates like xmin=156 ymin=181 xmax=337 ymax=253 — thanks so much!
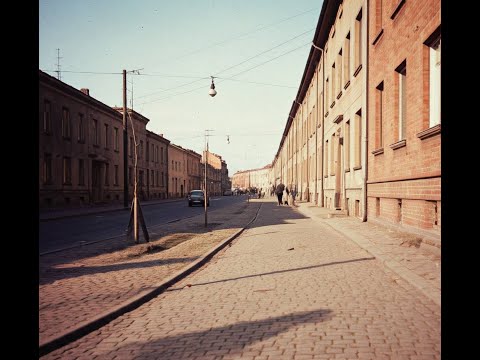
xmin=334 ymin=132 xmax=342 ymax=209
xmin=91 ymin=160 xmax=103 ymax=203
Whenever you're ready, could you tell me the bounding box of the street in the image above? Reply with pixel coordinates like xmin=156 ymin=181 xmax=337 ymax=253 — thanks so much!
xmin=39 ymin=195 xmax=245 ymax=254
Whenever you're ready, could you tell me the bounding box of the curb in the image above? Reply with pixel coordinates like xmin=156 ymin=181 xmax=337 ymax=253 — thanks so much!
xmin=295 ymin=205 xmax=441 ymax=308
xmin=39 ymin=199 xmax=185 ymax=222
xmin=39 ymin=203 xmax=262 ymax=357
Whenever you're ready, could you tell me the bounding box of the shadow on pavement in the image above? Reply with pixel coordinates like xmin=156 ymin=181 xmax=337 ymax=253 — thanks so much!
xmin=108 ymin=308 xmax=333 ymax=358
xmin=40 ymin=257 xmax=199 ymax=285
xmin=166 ymin=257 xmax=376 ymax=292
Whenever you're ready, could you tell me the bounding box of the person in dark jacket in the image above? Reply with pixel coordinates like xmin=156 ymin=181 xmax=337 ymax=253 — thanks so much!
xmin=275 ymin=183 xmax=285 ymax=205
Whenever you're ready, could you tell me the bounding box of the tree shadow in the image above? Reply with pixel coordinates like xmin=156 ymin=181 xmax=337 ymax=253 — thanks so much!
xmin=106 ymin=308 xmax=333 ymax=359
xmin=40 ymin=257 xmax=199 ymax=285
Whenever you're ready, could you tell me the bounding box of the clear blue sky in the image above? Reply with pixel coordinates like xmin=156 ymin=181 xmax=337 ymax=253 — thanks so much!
xmin=39 ymin=0 xmax=322 ymax=175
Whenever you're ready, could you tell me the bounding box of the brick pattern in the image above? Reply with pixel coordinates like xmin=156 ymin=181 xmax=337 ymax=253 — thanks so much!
xmin=367 ymin=0 xmax=441 ymax=233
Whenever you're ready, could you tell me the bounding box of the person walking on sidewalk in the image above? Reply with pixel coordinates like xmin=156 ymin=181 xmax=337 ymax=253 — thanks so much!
xmin=291 ymin=186 xmax=297 ymax=206
xmin=275 ymin=183 xmax=285 ymax=205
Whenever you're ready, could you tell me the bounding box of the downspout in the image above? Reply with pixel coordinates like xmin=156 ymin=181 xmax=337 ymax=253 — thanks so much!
xmin=312 ymin=43 xmax=325 ymax=207
xmin=315 ymin=63 xmax=318 ymax=205
xmin=362 ymin=0 xmax=369 ymax=222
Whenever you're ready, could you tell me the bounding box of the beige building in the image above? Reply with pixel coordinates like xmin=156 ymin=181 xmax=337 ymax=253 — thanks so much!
xmin=272 ymin=0 xmax=367 ymax=219
xmin=202 ymin=151 xmax=230 ymax=196
xmin=168 ymin=144 xmax=202 ymax=198
xmin=232 ymin=165 xmax=271 ymax=193
xmin=322 ymin=0 xmax=368 ymax=218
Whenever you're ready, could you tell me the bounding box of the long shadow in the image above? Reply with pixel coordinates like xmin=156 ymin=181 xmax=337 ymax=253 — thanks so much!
xmin=106 ymin=308 xmax=333 ymax=359
xmin=167 ymin=257 xmax=376 ymax=292
xmin=40 ymin=257 xmax=199 ymax=285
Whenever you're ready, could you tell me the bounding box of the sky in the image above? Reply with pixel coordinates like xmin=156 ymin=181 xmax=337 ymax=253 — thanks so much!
xmin=39 ymin=0 xmax=323 ymax=175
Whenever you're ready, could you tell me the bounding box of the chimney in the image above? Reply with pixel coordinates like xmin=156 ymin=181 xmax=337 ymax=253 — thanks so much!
xmin=81 ymin=88 xmax=90 ymax=96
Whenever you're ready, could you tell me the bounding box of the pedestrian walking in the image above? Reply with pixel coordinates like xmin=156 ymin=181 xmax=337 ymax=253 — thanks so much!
xmin=275 ymin=183 xmax=285 ymax=205
xmin=291 ymin=186 xmax=297 ymax=206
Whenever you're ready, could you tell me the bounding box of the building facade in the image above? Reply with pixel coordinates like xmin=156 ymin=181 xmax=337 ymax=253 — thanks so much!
xmin=367 ymin=0 xmax=441 ymax=235
xmin=272 ymin=0 xmax=365 ymax=216
xmin=202 ymin=150 xmax=229 ymax=196
xmin=40 ymin=70 xmax=126 ymax=207
xmin=146 ymin=130 xmax=170 ymax=199
xmin=39 ymin=70 xmax=170 ymax=208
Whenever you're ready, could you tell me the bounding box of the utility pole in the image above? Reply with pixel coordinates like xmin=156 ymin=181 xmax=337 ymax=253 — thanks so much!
xmin=204 ymin=130 xmax=213 ymax=227
xmin=123 ymin=70 xmax=128 ymax=208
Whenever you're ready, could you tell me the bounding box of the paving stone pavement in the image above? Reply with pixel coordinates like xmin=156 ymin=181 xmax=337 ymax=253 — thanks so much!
xmin=42 ymin=200 xmax=440 ymax=359
xmin=39 ymin=201 xmax=260 ymax=349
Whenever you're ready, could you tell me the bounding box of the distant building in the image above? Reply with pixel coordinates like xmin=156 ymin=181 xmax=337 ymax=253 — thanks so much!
xmin=202 ymin=151 xmax=230 ymax=196
xmin=232 ymin=164 xmax=271 ymax=192
xmin=168 ymin=143 xmax=202 ymax=198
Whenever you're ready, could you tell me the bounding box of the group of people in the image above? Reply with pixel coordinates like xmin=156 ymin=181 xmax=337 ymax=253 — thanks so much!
xmin=274 ymin=183 xmax=297 ymax=206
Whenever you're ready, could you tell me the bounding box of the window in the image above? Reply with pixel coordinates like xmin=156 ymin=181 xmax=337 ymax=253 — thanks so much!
xmin=151 ymin=144 xmax=154 ymax=162
xmin=63 ymin=157 xmax=72 ymax=184
xmin=337 ymin=50 xmax=342 ymax=96
xmin=429 ymin=36 xmax=441 ymax=127
xmin=323 ymin=140 xmax=328 ymax=177
xmin=130 ymin=137 xmax=134 ymax=157
xmin=376 ymin=82 xmax=384 ymax=148
xmin=345 ymin=121 xmax=350 ymax=170
xmin=79 ymin=159 xmax=85 ymax=185
xmin=104 ymin=124 xmax=109 ymax=149
xmin=160 ymin=146 xmax=163 ymax=163
xmin=146 ymin=142 xmax=149 ymax=161
xmin=93 ymin=119 xmax=99 ymax=146
xmin=325 ymin=78 xmax=330 ymax=110
xmin=114 ymin=127 xmax=119 ymax=151
xmin=105 ymin=163 xmax=109 ymax=185
xmin=330 ymin=134 xmax=335 ymax=175
xmin=156 ymin=170 xmax=159 ymax=186
xmin=151 ymin=170 xmax=154 ymax=185
xmin=161 ymin=171 xmax=164 ymax=186
xmin=396 ymin=61 xmax=407 ymax=141
xmin=375 ymin=0 xmax=383 ymax=35
xmin=62 ymin=108 xmax=71 ymax=139
xmin=140 ymin=140 xmax=143 ymax=159
xmin=331 ymin=63 xmax=336 ymax=103
xmin=172 ymin=160 xmax=174 ymax=169
xmin=344 ymin=33 xmax=350 ymax=87
xmin=354 ymin=9 xmax=363 ymax=73
xmin=43 ymin=100 xmax=51 ymax=134
xmin=354 ymin=110 xmax=362 ymax=168
xmin=78 ymin=113 xmax=85 ymax=142
xmin=43 ymin=153 xmax=52 ymax=184
xmin=114 ymin=165 xmax=119 ymax=185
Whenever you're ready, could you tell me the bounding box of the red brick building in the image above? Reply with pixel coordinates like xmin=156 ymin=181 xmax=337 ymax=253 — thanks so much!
xmin=367 ymin=0 xmax=441 ymax=237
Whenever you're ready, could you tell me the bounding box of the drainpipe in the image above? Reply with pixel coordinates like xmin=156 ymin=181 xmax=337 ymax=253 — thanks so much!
xmin=312 ymin=43 xmax=325 ymax=207
xmin=362 ymin=0 xmax=369 ymax=222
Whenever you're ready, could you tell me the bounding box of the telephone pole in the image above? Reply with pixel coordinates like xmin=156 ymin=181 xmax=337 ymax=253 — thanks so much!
xmin=204 ymin=130 xmax=213 ymax=227
xmin=123 ymin=70 xmax=129 ymax=208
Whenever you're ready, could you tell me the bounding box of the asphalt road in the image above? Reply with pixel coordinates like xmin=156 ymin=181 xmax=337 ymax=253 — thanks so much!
xmin=39 ymin=195 xmax=247 ymax=254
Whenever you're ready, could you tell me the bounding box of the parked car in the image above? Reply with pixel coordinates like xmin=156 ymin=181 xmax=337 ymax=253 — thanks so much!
xmin=223 ymin=190 xmax=233 ymax=196
xmin=187 ymin=190 xmax=209 ymax=207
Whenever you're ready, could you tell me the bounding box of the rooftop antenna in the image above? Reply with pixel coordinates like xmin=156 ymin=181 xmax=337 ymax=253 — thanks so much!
xmin=55 ymin=48 xmax=62 ymax=80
